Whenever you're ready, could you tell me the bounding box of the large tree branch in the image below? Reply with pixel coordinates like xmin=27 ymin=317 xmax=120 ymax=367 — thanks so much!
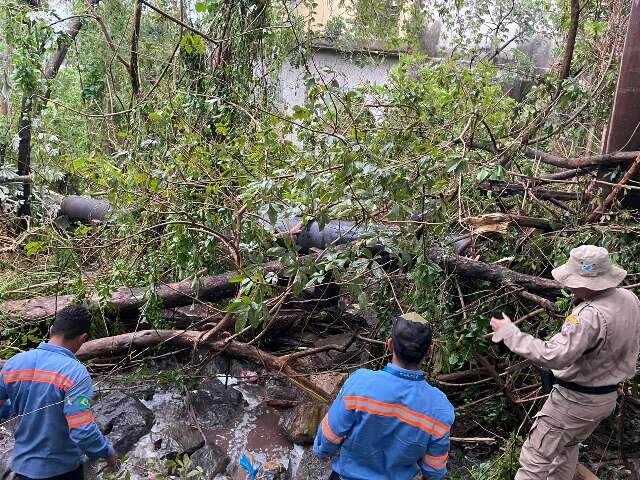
xmin=84 ymin=0 xmax=131 ymax=71
xmin=468 ymin=141 xmax=640 ymax=169
xmin=44 ymin=17 xmax=84 ymax=81
xmin=558 ymin=0 xmax=580 ymax=82
xmin=523 ymin=148 xmax=640 ymax=169
xmin=2 ymin=245 xmax=562 ymax=322
xmin=76 ymin=329 xmax=332 ymax=402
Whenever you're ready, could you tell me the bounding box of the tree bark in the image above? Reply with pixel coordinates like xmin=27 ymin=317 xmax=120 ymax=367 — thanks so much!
xmin=427 ymin=247 xmax=561 ymax=294
xmin=76 ymin=329 xmax=332 ymax=401
xmin=16 ymin=15 xmax=87 ymax=221
xmin=1 ymin=248 xmax=562 ymax=322
xmin=523 ymin=148 xmax=639 ymax=169
xmin=558 ymin=0 xmax=580 ymax=83
xmin=1 ymin=260 xmax=288 ymax=321
xmin=130 ymin=0 xmax=142 ymax=98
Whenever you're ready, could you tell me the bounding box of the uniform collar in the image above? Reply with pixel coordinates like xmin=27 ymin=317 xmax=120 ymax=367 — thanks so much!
xmin=37 ymin=342 xmax=77 ymax=359
xmin=383 ymin=363 xmax=425 ymax=381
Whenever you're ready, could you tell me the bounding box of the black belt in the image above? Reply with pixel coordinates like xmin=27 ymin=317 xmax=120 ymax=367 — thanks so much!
xmin=556 ymin=379 xmax=618 ymax=395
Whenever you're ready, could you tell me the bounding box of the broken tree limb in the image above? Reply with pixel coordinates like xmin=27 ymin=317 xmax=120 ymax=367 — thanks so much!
xmin=587 ymin=154 xmax=640 ymax=223
xmin=463 ymin=213 xmax=555 ymax=234
xmin=523 ymin=148 xmax=640 ymax=169
xmin=0 ymin=176 xmax=32 ymax=184
xmin=427 ymin=247 xmax=561 ymax=294
xmin=480 ymin=181 xmax=585 ymax=202
xmin=476 ymin=354 xmax=521 ymax=410
xmin=507 ymin=285 xmax=558 ymax=312
xmin=482 ymin=308 xmax=546 ymax=339
xmin=77 ymin=329 xmax=332 ymax=402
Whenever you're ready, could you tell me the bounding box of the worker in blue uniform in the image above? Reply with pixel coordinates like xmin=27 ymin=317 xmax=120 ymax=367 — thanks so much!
xmin=313 ymin=312 xmax=455 ymax=480
xmin=0 ymin=305 xmax=118 ymax=480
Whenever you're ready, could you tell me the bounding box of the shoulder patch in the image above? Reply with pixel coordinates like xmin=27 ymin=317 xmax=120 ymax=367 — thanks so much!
xmin=565 ymin=315 xmax=580 ymax=325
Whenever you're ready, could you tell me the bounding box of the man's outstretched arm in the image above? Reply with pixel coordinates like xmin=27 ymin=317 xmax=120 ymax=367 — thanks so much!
xmin=63 ymin=374 xmax=114 ymax=460
xmin=491 ymin=309 xmax=601 ymax=370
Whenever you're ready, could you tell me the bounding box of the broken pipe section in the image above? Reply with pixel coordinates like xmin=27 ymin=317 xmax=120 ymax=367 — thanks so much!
xmin=59 ymin=196 xmax=111 ymax=222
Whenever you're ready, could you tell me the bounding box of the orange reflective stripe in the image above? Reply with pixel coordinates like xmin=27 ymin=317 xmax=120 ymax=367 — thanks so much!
xmin=66 ymin=411 xmax=92 ymax=423
xmin=321 ymin=415 xmax=343 ymax=445
xmin=423 ymin=452 xmax=448 ymax=468
xmin=424 ymin=453 xmax=448 ymax=461
xmin=68 ymin=416 xmax=94 ymax=429
xmin=4 ymin=375 xmax=70 ymax=392
xmin=343 ymin=396 xmax=449 ymax=438
xmin=3 ymin=369 xmax=75 ymax=388
xmin=344 ymin=403 xmax=445 ymax=438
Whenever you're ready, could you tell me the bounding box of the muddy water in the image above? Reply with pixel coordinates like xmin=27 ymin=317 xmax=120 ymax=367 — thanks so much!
xmin=208 ymin=379 xmax=303 ymax=473
xmin=114 ymin=375 xmax=305 ymax=479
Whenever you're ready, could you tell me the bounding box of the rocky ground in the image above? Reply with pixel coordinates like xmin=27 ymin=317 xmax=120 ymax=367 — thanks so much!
xmin=0 ymin=355 xmax=342 ymax=480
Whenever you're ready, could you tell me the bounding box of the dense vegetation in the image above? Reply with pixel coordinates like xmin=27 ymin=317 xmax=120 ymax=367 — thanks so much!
xmin=1 ymin=0 xmax=638 ymax=477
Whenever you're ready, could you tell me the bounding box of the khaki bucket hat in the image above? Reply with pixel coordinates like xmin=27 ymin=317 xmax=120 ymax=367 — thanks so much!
xmin=551 ymin=245 xmax=626 ymax=290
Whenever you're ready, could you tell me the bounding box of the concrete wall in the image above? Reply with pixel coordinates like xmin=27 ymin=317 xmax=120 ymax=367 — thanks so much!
xmin=277 ymin=1 xmax=554 ymax=109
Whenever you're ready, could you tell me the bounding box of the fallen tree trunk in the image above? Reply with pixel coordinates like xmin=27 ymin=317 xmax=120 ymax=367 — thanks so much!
xmin=1 ymin=247 xmax=561 ymax=321
xmin=2 ymin=260 xmax=288 ymax=321
xmin=77 ymin=329 xmax=332 ymax=402
xmin=480 ymin=181 xmax=586 ymax=202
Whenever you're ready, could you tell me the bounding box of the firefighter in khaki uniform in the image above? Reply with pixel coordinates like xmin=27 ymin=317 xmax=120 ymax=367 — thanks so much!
xmin=491 ymin=245 xmax=640 ymax=480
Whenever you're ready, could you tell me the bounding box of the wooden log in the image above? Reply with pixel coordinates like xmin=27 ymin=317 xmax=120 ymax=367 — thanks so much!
xmin=1 ymin=261 xmax=288 ymax=322
xmin=427 ymin=247 xmax=561 ymax=294
xmin=76 ymin=329 xmax=331 ymax=402
xmin=1 ymin=247 xmax=560 ymax=322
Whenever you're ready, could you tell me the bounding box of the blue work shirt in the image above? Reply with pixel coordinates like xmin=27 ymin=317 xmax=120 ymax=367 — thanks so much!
xmin=313 ymin=364 xmax=455 ymax=480
xmin=0 ymin=343 xmax=114 ymax=478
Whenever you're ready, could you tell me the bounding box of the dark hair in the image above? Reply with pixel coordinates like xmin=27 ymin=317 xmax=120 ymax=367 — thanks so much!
xmin=394 ymin=345 xmax=430 ymax=366
xmin=392 ymin=315 xmax=433 ymax=365
xmin=50 ymin=305 xmax=92 ymax=340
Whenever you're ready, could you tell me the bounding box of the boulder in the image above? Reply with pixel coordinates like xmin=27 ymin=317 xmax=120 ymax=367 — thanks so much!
xmin=259 ymin=460 xmax=287 ymax=480
xmin=93 ymin=391 xmax=155 ymax=455
xmin=156 ymin=423 xmax=205 ymax=459
xmin=189 ymin=378 xmax=246 ymax=429
xmin=0 ymin=420 xmax=16 ymax=477
xmin=308 ymin=373 xmax=347 ymax=398
xmin=266 ymin=378 xmax=303 ymax=405
xmin=289 ymin=448 xmax=332 ymax=480
xmin=190 ymin=444 xmax=231 ymax=479
xmin=279 ymin=402 xmax=327 ymax=446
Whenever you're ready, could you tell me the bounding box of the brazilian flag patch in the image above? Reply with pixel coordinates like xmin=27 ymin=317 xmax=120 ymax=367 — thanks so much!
xmin=76 ymin=396 xmax=91 ymax=408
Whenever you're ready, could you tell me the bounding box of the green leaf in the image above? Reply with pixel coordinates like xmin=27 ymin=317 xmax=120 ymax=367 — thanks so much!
xmin=195 ymin=2 xmax=207 ymax=12
xmin=25 ymin=241 xmax=46 ymax=257
xmin=357 ymin=291 xmax=368 ymax=309
xmin=235 ymin=311 xmax=248 ymax=333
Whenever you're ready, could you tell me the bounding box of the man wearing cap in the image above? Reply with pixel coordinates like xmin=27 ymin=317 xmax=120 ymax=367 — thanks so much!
xmin=313 ymin=312 xmax=454 ymax=480
xmin=491 ymin=245 xmax=640 ymax=480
